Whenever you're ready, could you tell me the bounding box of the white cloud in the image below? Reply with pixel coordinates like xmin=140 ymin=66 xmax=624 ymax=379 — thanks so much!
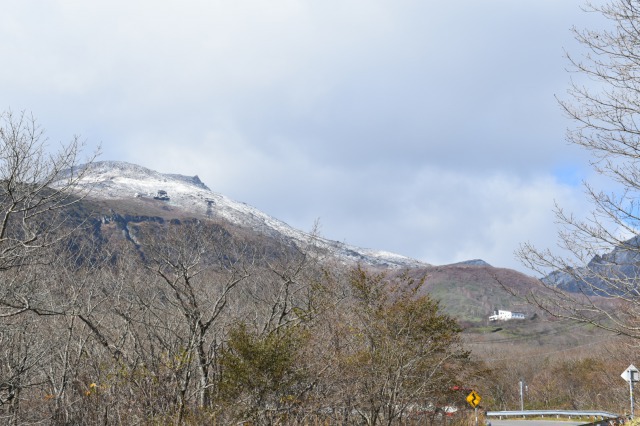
xmin=317 ymin=168 xmax=590 ymax=272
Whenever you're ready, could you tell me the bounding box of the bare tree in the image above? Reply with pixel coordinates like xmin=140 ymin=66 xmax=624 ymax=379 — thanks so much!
xmin=215 ymin=238 xmax=333 ymax=424
xmin=517 ymin=1 xmax=640 ymax=339
xmin=0 ymin=110 xmax=102 ymax=423
xmin=0 ymin=110 xmax=97 ymax=276
xmin=139 ymin=220 xmax=250 ymax=421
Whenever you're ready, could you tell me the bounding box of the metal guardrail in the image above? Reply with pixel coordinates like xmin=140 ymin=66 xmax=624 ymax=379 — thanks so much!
xmin=487 ymin=410 xmax=621 ymax=420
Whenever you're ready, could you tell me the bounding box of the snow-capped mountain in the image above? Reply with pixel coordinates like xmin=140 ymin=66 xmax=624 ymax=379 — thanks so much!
xmin=63 ymin=161 xmax=428 ymax=269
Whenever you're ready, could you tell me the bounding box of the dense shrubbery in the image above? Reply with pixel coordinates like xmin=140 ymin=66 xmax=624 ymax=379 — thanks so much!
xmin=0 ymin=220 xmax=473 ymax=425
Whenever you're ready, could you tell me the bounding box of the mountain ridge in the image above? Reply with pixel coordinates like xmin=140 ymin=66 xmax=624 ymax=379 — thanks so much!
xmin=60 ymin=161 xmax=431 ymax=269
xmin=542 ymin=235 xmax=640 ymax=294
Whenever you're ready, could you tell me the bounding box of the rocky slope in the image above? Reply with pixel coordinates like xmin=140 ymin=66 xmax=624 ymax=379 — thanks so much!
xmin=60 ymin=161 xmax=429 ymax=269
xmin=542 ymin=236 xmax=640 ymax=295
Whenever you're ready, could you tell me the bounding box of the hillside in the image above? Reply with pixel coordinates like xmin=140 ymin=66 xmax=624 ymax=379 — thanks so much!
xmin=417 ymin=263 xmax=539 ymax=322
xmin=57 ymin=160 xmax=617 ymax=352
xmin=399 ymin=263 xmax=613 ymax=350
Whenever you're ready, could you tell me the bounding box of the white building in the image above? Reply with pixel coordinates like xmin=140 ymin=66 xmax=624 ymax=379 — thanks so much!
xmin=488 ymin=309 xmax=525 ymax=321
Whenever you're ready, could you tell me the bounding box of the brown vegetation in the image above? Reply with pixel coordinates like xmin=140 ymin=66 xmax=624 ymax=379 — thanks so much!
xmin=1 ymin=108 xmax=638 ymax=424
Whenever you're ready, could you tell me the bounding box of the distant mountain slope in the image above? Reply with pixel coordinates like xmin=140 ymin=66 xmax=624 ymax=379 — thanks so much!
xmin=61 ymin=161 xmax=428 ymax=269
xmin=407 ymin=263 xmax=540 ymax=322
xmin=542 ymin=235 xmax=640 ymax=295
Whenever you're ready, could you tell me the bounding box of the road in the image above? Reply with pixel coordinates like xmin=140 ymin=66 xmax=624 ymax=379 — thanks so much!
xmin=490 ymin=420 xmax=588 ymax=426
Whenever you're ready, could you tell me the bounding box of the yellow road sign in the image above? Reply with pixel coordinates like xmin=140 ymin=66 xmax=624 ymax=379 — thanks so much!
xmin=466 ymin=390 xmax=481 ymax=408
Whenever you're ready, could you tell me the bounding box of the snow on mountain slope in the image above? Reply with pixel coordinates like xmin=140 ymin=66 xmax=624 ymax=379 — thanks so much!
xmin=64 ymin=161 xmax=428 ymax=269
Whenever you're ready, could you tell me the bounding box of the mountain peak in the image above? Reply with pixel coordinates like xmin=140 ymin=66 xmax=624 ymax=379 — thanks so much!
xmin=77 ymin=161 xmax=211 ymax=191
xmin=449 ymin=259 xmax=491 ymax=267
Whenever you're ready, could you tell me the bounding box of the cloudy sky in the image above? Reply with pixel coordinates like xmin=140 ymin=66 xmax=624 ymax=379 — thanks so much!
xmin=1 ymin=1 xmax=611 ymax=272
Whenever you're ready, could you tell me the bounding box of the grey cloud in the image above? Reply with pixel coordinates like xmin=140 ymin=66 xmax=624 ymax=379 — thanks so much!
xmin=0 ymin=0 xmax=604 ymax=271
